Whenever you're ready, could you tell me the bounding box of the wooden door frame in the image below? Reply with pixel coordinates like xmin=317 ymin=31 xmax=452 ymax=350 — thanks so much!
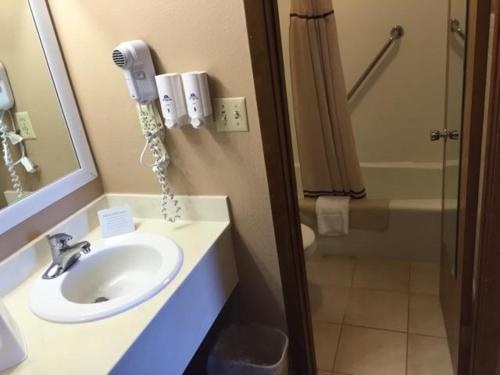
xmin=243 ymin=0 xmax=316 ymax=374
xmin=243 ymin=1 xmax=496 ymax=374
xmin=441 ymin=0 xmax=497 ymax=374
xmin=469 ymin=0 xmax=500 ymax=373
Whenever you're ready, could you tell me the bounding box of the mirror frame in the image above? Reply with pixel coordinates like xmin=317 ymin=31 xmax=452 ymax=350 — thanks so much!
xmin=0 ymin=0 xmax=97 ymax=234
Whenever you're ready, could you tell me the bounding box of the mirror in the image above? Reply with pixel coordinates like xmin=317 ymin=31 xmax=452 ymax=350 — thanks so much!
xmin=0 ymin=0 xmax=96 ymax=234
xmin=0 ymin=0 xmax=79 ymax=209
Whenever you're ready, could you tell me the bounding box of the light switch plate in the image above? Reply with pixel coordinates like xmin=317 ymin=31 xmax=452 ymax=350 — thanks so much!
xmin=213 ymin=97 xmax=249 ymax=132
xmin=15 ymin=112 xmax=36 ymax=140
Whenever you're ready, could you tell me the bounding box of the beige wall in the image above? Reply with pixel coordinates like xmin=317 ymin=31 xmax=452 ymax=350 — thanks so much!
xmin=47 ymin=0 xmax=285 ymax=327
xmin=278 ymin=0 xmax=449 ymax=164
xmin=0 ymin=0 xmax=78 ymax=203
xmin=336 ymin=0 xmax=448 ymax=163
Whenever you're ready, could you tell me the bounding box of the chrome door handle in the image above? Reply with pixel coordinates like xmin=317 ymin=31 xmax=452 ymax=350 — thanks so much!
xmin=430 ymin=130 xmax=444 ymax=141
xmin=430 ymin=129 xmax=461 ymax=141
xmin=448 ymin=130 xmax=460 ymax=140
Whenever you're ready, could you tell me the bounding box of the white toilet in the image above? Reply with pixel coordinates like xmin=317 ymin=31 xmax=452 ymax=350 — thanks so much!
xmin=301 ymin=224 xmax=317 ymax=257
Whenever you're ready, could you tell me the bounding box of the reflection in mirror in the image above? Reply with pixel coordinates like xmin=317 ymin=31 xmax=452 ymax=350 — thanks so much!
xmin=443 ymin=0 xmax=468 ymax=277
xmin=0 ymin=0 xmax=78 ymax=210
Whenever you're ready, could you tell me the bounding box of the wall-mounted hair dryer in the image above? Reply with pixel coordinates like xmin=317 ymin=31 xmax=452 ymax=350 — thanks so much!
xmin=112 ymin=40 xmax=180 ymax=221
xmin=112 ymin=40 xmax=158 ymax=103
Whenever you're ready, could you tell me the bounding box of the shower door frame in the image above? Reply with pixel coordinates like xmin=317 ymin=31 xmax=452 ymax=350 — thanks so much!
xmin=440 ymin=0 xmax=498 ymax=373
xmin=243 ymin=0 xmax=316 ymax=373
xmin=466 ymin=0 xmax=500 ymax=372
xmin=243 ymin=0 xmax=496 ymax=374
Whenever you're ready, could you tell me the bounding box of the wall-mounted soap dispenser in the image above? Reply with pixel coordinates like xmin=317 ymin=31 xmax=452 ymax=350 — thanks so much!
xmin=181 ymin=72 xmax=212 ymax=128
xmin=155 ymin=73 xmax=188 ymax=129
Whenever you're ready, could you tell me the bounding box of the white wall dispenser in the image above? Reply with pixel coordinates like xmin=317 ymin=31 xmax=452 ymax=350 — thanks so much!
xmin=181 ymin=71 xmax=212 ymax=128
xmin=0 ymin=299 xmax=26 ymax=371
xmin=155 ymin=73 xmax=188 ymax=129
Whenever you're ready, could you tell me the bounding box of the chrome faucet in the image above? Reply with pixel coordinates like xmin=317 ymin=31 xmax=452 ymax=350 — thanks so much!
xmin=43 ymin=233 xmax=91 ymax=279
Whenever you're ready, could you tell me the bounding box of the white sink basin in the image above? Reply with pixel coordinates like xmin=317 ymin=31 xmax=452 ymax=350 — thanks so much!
xmin=30 ymin=232 xmax=183 ymax=323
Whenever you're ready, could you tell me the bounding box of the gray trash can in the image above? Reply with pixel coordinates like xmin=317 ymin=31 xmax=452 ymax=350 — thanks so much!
xmin=207 ymin=324 xmax=288 ymax=375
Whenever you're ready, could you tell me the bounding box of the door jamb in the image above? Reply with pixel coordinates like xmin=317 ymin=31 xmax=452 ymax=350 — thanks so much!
xmin=243 ymin=0 xmax=316 ymax=374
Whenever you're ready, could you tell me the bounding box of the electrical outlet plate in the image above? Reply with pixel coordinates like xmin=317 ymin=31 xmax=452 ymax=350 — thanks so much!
xmin=15 ymin=112 xmax=36 ymax=140
xmin=213 ymin=97 xmax=249 ymax=132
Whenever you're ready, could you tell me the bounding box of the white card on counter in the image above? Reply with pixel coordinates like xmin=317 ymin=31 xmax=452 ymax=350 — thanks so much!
xmin=98 ymin=206 xmax=135 ymax=238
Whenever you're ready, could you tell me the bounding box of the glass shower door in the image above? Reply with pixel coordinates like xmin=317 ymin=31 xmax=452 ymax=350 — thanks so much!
xmin=442 ymin=130 xmax=462 ymax=277
xmin=441 ymin=1 xmax=467 ymax=277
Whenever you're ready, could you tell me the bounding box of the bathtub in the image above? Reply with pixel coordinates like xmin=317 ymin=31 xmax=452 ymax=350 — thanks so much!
xmin=299 ymin=161 xmax=456 ymax=262
xmin=315 ymin=199 xmax=442 ymax=261
xmin=360 ymin=161 xmax=443 ymax=200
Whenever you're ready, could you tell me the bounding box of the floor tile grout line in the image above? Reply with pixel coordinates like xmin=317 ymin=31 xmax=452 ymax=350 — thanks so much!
xmin=408 ymin=332 xmax=448 ymax=339
xmin=409 ymin=291 xmax=441 ymax=297
xmin=312 ymin=319 xmax=448 ymax=339
xmin=349 ymin=286 xmax=410 ymax=294
xmin=406 ymin=262 xmax=412 ymax=375
xmin=330 ymin=256 xmax=356 ymax=374
xmin=331 ymin=322 xmax=344 ymax=373
xmin=309 ymin=256 xmax=439 ymax=296
xmin=308 ymin=254 xmax=353 ymax=373
xmin=349 ymin=256 xmax=357 ymax=288
xmin=312 ymin=283 xmax=438 ymax=297
xmin=312 ymin=320 xmax=343 ymax=372
xmin=339 ymin=323 xmax=407 ymax=335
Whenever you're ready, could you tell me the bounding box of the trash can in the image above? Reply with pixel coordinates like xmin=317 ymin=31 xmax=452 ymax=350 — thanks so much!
xmin=207 ymin=324 xmax=289 ymax=375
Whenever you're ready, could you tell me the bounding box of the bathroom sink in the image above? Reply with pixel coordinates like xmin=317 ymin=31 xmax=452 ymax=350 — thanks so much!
xmin=29 ymin=232 xmax=183 ymax=323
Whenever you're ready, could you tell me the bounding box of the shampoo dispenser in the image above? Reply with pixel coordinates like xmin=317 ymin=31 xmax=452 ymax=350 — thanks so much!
xmin=155 ymin=73 xmax=188 ymax=129
xmin=181 ymin=72 xmax=212 ymax=128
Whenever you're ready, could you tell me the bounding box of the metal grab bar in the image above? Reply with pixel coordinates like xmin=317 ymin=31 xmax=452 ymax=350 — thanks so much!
xmin=450 ymin=19 xmax=466 ymax=40
xmin=348 ymin=25 xmax=404 ymax=101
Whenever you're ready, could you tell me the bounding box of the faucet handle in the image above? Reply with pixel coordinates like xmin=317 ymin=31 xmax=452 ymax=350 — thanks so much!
xmin=46 ymin=233 xmax=73 ymax=250
xmin=81 ymin=242 xmax=91 ymax=254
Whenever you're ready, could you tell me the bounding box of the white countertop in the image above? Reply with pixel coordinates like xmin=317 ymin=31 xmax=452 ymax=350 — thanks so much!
xmin=1 ymin=195 xmax=236 ymax=375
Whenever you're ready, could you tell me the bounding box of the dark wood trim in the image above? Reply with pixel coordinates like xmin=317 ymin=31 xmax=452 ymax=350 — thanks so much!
xmin=441 ymin=0 xmax=494 ymax=374
xmin=458 ymin=0 xmax=492 ymax=372
xmin=470 ymin=0 xmax=500 ymax=373
xmin=243 ymin=1 xmax=316 ymax=374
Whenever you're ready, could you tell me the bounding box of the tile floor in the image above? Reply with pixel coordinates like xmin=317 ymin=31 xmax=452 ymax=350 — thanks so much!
xmin=307 ymin=254 xmax=454 ymax=375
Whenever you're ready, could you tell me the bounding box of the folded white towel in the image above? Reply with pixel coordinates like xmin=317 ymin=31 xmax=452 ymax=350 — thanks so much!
xmin=316 ymin=196 xmax=350 ymax=236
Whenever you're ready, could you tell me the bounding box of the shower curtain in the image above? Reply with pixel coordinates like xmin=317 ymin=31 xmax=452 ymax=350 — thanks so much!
xmin=290 ymin=0 xmax=366 ymax=198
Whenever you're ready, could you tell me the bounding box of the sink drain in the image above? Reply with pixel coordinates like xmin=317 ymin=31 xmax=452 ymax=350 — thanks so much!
xmin=94 ymin=296 xmax=109 ymax=303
